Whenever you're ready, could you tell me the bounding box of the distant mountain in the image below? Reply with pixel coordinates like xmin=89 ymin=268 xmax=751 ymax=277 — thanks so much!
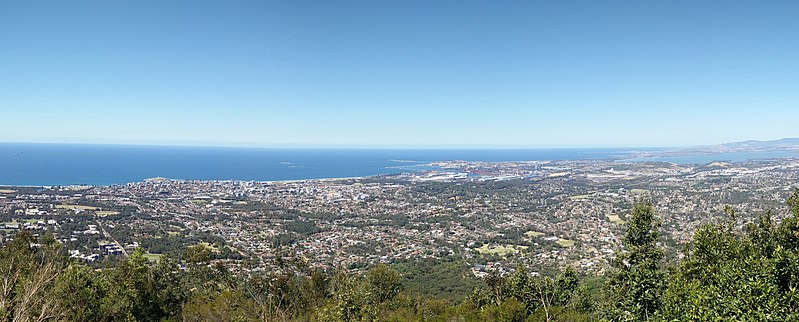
xmin=626 ymin=138 xmax=799 ymax=160
xmin=717 ymin=138 xmax=799 ymax=151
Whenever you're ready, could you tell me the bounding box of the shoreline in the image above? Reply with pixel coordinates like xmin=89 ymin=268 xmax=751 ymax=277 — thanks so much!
xmin=3 ymin=151 xmax=798 ymax=188
xmin=0 ymin=175 xmax=382 ymax=189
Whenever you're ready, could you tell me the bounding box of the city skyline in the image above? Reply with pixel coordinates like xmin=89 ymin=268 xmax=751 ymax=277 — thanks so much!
xmin=2 ymin=1 xmax=797 ymax=148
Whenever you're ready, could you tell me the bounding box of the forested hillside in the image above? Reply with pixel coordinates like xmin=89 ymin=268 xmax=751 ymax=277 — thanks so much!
xmin=4 ymin=190 xmax=799 ymax=321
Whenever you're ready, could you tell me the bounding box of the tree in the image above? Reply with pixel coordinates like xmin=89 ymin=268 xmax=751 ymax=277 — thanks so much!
xmin=0 ymin=232 xmax=66 ymax=322
xmin=602 ymin=202 xmax=665 ymax=321
xmin=53 ymin=264 xmax=103 ymax=321
xmin=98 ymin=248 xmax=186 ymax=321
xmin=659 ymin=197 xmax=799 ymax=320
xmin=366 ymin=264 xmax=403 ymax=303
xmin=316 ymin=269 xmax=379 ymax=322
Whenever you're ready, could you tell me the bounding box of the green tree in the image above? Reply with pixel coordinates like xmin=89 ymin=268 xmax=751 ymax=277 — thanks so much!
xmin=659 ymin=198 xmax=799 ymax=320
xmin=602 ymin=203 xmax=665 ymax=321
xmin=181 ymin=289 xmax=259 ymax=322
xmin=0 ymin=232 xmax=66 ymax=321
xmin=99 ymin=248 xmax=185 ymax=321
xmin=367 ymin=264 xmax=403 ymax=303
xmin=316 ymin=269 xmax=378 ymax=322
xmin=53 ymin=263 xmax=104 ymax=321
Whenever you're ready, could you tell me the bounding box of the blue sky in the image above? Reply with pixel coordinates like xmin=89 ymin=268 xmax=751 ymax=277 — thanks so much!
xmin=1 ymin=1 xmax=797 ymax=148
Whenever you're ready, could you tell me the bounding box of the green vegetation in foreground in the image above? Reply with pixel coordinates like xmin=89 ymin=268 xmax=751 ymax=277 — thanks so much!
xmin=394 ymin=258 xmax=484 ymax=303
xmin=4 ymin=190 xmax=799 ymax=321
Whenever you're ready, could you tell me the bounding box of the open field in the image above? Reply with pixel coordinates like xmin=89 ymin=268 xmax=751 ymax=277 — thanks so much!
xmin=143 ymin=253 xmax=163 ymax=262
xmin=568 ymin=195 xmax=590 ymax=200
xmin=607 ymin=214 xmax=626 ymax=225
xmin=476 ymin=244 xmax=528 ymax=256
xmin=0 ymin=189 xmax=16 ymax=193
xmin=525 ymin=231 xmax=544 ymax=238
xmin=57 ymin=205 xmax=99 ymax=210
xmin=4 ymin=219 xmax=39 ymax=225
xmin=198 ymin=242 xmax=220 ymax=252
xmin=556 ymin=239 xmax=575 ymax=247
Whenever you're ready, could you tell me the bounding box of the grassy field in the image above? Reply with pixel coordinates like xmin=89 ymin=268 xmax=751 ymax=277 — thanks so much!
xmin=4 ymin=219 xmax=39 ymax=224
xmin=556 ymin=239 xmax=575 ymax=247
xmin=143 ymin=253 xmax=163 ymax=263
xmin=57 ymin=205 xmax=99 ymax=211
xmin=525 ymin=231 xmax=545 ymax=238
xmin=607 ymin=214 xmax=626 ymax=225
xmin=476 ymin=244 xmax=528 ymax=256
xmin=197 ymin=242 xmax=220 ymax=252
xmin=0 ymin=189 xmax=16 ymax=193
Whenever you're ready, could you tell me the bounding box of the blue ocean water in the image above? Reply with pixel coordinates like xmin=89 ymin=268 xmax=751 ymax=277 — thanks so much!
xmin=0 ymin=143 xmax=645 ymax=186
xmin=1 ymin=143 xmax=796 ymax=186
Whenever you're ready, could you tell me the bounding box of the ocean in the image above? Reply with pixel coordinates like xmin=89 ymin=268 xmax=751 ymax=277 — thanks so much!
xmin=0 ymin=143 xmax=796 ymax=186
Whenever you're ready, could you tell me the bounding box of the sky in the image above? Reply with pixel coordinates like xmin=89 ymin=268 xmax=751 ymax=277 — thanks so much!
xmin=1 ymin=1 xmax=797 ymax=148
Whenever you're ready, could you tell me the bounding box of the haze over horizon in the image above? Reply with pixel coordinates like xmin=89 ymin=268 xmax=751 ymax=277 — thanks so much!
xmin=1 ymin=137 xmax=798 ymax=150
xmin=2 ymin=1 xmax=797 ymax=148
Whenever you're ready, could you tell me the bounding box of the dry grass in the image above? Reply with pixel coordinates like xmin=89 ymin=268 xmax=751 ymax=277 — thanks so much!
xmin=56 ymin=205 xmax=99 ymax=211
xmin=525 ymin=231 xmax=545 ymax=238
xmin=607 ymin=214 xmax=626 ymax=225
xmin=476 ymin=244 xmax=528 ymax=255
xmin=556 ymin=239 xmax=575 ymax=247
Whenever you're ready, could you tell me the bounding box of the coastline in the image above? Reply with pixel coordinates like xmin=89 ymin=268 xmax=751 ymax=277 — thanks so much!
xmin=2 ymin=143 xmax=798 ymax=187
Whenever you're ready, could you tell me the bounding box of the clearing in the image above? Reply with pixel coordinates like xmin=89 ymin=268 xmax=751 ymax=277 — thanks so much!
xmin=525 ymin=231 xmax=545 ymax=238
xmin=556 ymin=239 xmax=575 ymax=247
xmin=143 ymin=253 xmax=163 ymax=263
xmin=607 ymin=214 xmax=626 ymax=225
xmin=476 ymin=244 xmax=528 ymax=256
xmin=57 ymin=205 xmax=100 ymax=211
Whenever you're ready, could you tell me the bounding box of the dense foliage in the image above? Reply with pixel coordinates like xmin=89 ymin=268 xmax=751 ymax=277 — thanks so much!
xmin=4 ymin=190 xmax=799 ymax=321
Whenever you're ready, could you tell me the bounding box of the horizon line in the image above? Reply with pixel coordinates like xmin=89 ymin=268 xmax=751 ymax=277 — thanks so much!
xmin=1 ymin=137 xmax=795 ymax=150
xmin=0 ymin=140 xmax=679 ymax=150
